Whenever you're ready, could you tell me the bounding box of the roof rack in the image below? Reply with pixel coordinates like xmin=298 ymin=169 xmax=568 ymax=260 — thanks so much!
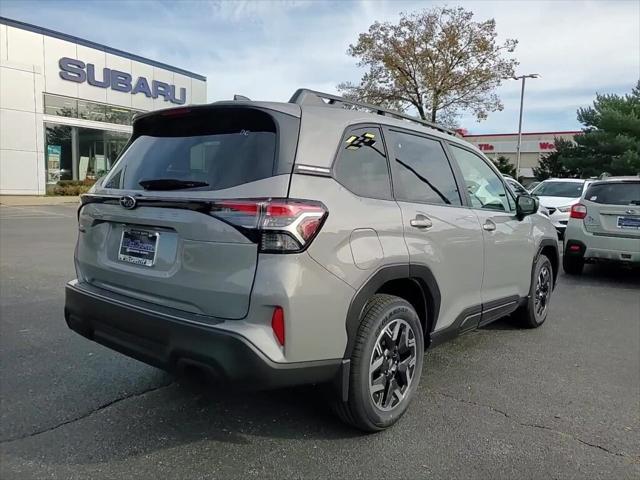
xmin=289 ymin=88 xmax=456 ymax=136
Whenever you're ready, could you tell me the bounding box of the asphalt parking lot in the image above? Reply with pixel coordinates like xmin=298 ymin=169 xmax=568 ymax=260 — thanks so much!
xmin=1 ymin=204 xmax=638 ymax=480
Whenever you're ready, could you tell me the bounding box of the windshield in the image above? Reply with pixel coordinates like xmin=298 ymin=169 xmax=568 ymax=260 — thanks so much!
xmin=102 ymin=107 xmax=288 ymax=191
xmin=531 ymin=181 xmax=585 ymax=198
xmin=584 ymin=182 xmax=640 ymax=205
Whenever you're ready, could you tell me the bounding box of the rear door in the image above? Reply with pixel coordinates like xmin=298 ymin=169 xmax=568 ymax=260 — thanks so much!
xmin=76 ymin=105 xmax=300 ymax=319
xmin=384 ymin=127 xmax=484 ymax=333
xmin=582 ymin=180 xmax=640 ymax=238
xmin=447 ymin=144 xmax=535 ymax=319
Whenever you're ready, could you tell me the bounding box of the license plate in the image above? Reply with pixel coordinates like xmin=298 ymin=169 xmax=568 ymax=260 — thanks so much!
xmin=118 ymin=229 xmax=158 ymax=266
xmin=617 ymin=216 xmax=640 ymax=230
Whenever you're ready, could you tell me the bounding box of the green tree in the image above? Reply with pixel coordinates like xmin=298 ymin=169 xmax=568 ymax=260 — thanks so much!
xmin=337 ymin=7 xmax=518 ymax=127
xmin=557 ymin=81 xmax=640 ymax=178
xmin=492 ymin=155 xmax=517 ymax=177
xmin=533 ymin=138 xmax=574 ymax=180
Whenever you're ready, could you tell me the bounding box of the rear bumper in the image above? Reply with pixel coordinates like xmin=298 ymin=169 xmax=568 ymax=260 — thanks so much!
xmin=565 ymin=225 xmax=640 ymax=263
xmin=64 ymin=280 xmax=342 ymax=390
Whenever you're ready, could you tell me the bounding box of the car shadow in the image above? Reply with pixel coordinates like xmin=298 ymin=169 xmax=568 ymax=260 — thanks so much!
xmin=3 ymin=375 xmax=361 ymax=467
xmin=479 ymin=317 xmax=519 ymax=330
xmin=562 ymin=262 xmax=640 ymax=288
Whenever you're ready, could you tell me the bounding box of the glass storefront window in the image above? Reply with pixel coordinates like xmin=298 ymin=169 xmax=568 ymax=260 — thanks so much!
xmin=44 ymin=93 xmax=145 ymax=126
xmin=45 ymin=123 xmax=73 ymax=183
xmin=105 ymin=105 xmax=135 ymax=125
xmin=45 ymin=123 xmax=131 ymax=184
xmin=105 ymin=130 xmax=130 ymax=169
xmin=44 ymin=95 xmax=77 ymax=118
xmin=43 ymin=93 xmax=139 ymax=186
xmin=78 ymin=127 xmax=105 ymax=180
xmin=78 ymin=100 xmax=107 ymax=123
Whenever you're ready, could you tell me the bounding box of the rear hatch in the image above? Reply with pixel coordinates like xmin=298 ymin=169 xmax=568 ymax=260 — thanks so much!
xmin=582 ymin=180 xmax=640 ymax=239
xmin=76 ymin=104 xmax=301 ymax=319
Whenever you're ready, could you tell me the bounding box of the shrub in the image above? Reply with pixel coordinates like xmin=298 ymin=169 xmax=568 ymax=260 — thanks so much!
xmin=52 ymin=178 xmax=96 ymax=196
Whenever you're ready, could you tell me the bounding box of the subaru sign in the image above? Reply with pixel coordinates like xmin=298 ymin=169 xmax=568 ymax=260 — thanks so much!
xmin=58 ymin=57 xmax=186 ymax=105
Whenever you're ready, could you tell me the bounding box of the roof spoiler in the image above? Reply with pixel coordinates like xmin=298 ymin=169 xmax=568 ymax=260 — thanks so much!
xmin=288 ymin=88 xmax=456 ymax=136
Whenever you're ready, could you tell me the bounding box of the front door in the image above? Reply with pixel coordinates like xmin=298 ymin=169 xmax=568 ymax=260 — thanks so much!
xmin=384 ymin=128 xmax=484 ymax=334
xmin=447 ymin=144 xmax=535 ymax=324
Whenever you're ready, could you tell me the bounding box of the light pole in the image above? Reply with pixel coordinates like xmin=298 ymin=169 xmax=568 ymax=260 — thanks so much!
xmin=513 ymin=73 xmax=539 ymax=179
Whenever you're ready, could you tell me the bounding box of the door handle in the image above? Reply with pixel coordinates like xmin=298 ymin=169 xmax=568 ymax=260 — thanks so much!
xmin=410 ymin=215 xmax=433 ymax=229
xmin=483 ymin=220 xmax=496 ymax=232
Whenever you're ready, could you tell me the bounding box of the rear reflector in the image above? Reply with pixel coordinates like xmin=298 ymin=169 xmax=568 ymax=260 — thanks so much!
xmin=569 ymin=244 xmax=581 ymax=252
xmin=570 ymin=204 xmax=587 ymax=219
xmin=271 ymin=307 xmax=285 ymax=346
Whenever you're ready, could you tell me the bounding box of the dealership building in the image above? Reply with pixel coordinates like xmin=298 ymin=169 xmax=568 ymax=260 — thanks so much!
xmin=0 ymin=17 xmax=207 ymax=195
xmin=464 ymin=131 xmax=581 ymax=182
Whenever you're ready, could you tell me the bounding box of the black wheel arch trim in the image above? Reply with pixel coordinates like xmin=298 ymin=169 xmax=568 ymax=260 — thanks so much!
xmin=534 ymin=239 xmax=559 ymax=290
xmin=342 ymin=263 xmax=441 ymax=359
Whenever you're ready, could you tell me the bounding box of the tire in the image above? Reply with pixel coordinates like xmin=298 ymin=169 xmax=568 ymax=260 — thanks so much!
xmin=513 ymin=254 xmax=554 ymax=328
xmin=563 ymin=254 xmax=584 ymax=275
xmin=333 ymin=294 xmax=424 ymax=432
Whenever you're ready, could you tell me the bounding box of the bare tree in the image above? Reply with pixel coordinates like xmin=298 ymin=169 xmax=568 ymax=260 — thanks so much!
xmin=338 ymin=7 xmax=518 ymax=127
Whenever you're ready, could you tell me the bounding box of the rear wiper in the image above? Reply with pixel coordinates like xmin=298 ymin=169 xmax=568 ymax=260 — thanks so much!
xmin=139 ymin=179 xmax=209 ymax=191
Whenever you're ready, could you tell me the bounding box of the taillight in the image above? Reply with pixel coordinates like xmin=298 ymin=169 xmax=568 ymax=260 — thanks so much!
xmin=271 ymin=306 xmax=285 ymax=346
xmin=160 ymin=107 xmax=192 ymax=117
xmin=211 ymin=199 xmax=328 ymax=253
xmin=570 ymin=204 xmax=587 ymax=219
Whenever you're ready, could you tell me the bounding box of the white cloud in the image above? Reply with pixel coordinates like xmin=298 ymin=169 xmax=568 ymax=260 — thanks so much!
xmin=2 ymin=0 xmax=638 ymax=133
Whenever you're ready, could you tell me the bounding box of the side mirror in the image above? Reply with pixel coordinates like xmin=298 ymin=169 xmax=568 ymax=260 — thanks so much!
xmin=516 ymin=194 xmax=539 ymax=220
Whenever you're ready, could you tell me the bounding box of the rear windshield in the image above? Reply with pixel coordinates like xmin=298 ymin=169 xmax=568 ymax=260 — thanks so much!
xmin=103 ymin=107 xmax=296 ymax=191
xmin=531 ymin=181 xmax=585 ymax=198
xmin=584 ymin=182 xmax=640 ymax=205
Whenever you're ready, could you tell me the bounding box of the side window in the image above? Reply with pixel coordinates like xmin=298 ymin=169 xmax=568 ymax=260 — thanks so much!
xmin=449 ymin=145 xmax=511 ymax=212
xmin=388 ymin=130 xmax=461 ymax=205
xmin=334 ymin=127 xmax=391 ymax=199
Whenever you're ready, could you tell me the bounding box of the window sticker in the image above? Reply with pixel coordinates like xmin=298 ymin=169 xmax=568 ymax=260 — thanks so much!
xmin=590 ymin=196 xmax=598 ymax=201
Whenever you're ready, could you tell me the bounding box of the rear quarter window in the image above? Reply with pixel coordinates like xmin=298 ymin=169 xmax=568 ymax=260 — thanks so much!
xmin=584 ymin=182 xmax=640 ymax=205
xmin=333 ymin=127 xmax=392 ymax=199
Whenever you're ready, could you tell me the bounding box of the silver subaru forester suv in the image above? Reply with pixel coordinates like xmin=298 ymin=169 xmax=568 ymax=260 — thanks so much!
xmin=65 ymin=89 xmax=559 ymax=431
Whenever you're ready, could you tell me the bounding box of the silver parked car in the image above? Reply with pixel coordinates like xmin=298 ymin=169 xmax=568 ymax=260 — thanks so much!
xmin=530 ymin=178 xmax=593 ymax=238
xmin=563 ymin=176 xmax=640 ymax=274
xmin=65 ymin=89 xmax=559 ymax=431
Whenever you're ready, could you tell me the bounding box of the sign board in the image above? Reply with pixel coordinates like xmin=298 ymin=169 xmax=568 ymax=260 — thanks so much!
xmin=59 ymin=57 xmax=187 ymax=105
xmin=472 ymin=140 xmax=556 ymax=153
xmin=46 ymin=145 xmax=62 ymax=184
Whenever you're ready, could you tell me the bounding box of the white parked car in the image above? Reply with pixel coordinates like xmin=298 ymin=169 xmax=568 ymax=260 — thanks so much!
xmin=530 ymin=178 xmax=593 ymax=238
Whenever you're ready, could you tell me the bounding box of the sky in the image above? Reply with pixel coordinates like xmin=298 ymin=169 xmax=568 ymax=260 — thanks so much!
xmin=1 ymin=0 xmax=639 ymax=134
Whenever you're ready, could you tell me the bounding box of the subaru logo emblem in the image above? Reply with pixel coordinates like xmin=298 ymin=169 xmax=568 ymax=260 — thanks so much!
xmin=120 ymin=195 xmax=137 ymax=210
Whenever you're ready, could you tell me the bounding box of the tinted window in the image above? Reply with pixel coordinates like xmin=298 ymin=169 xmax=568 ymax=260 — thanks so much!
xmin=334 ymin=127 xmax=391 ymax=199
xmin=103 ymin=108 xmax=280 ymax=191
xmin=584 ymin=182 xmax=640 ymax=205
xmin=388 ymin=131 xmax=461 ymax=205
xmin=531 ymin=181 xmax=585 ymax=198
xmin=450 ymin=145 xmax=511 ymax=212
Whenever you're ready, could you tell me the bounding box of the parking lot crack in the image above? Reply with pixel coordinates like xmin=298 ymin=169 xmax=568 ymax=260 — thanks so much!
xmin=433 ymin=391 xmax=631 ymax=459
xmin=1 ymin=382 xmax=173 ymax=444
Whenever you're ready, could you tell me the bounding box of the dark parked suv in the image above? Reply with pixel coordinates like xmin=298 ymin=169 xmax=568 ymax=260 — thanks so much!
xmin=65 ymin=89 xmax=559 ymax=431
